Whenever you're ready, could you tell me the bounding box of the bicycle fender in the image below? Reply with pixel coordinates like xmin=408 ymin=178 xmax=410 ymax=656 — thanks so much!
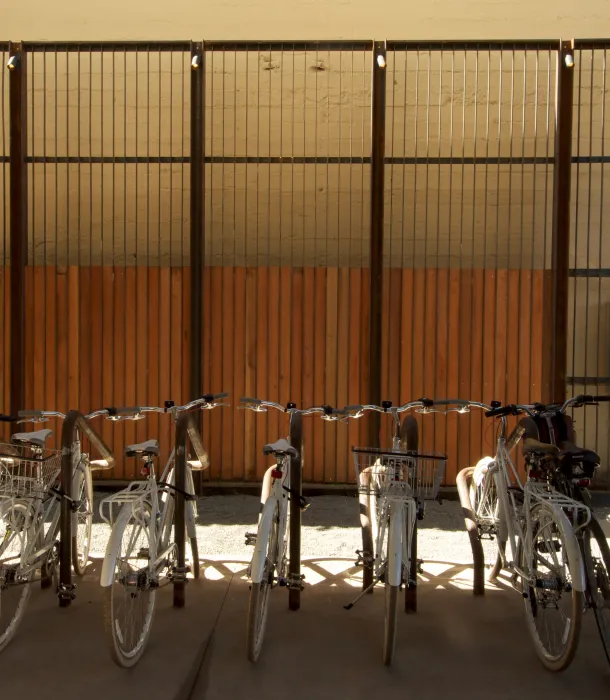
xmin=550 ymin=506 xmax=586 ymax=594
xmin=472 ymin=456 xmax=494 ymax=487
xmin=100 ymin=506 xmax=133 ymax=588
xmin=250 ymin=497 xmax=278 ymax=585
xmin=387 ymin=506 xmax=405 ymax=587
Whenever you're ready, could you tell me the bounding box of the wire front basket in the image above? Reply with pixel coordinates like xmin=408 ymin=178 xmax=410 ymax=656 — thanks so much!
xmin=352 ymin=447 xmax=447 ymax=501
xmin=0 ymin=444 xmax=62 ymax=500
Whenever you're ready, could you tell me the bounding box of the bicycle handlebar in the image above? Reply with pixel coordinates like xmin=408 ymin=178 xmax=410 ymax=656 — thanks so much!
xmin=102 ymin=393 xmax=229 ymax=422
xmin=239 ymin=398 xmax=346 ymax=419
xmin=18 ymin=409 xmax=67 ymax=422
xmin=484 ymin=403 xmax=538 ymax=419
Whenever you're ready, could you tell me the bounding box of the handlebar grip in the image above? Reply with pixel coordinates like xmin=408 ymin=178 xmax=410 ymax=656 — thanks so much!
xmin=485 ymin=404 xmax=516 ymax=418
xmin=345 ymin=404 xmax=363 ymax=411
xmin=0 ymin=414 xmax=16 ymax=422
xmin=239 ymin=397 xmax=261 ymax=405
xmin=105 ymin=406 xmax=141 ymax=417
xmin=419 ymin=397 xmax=434 ymax=407
xmin=18 ymin=409 xmax=44 ymax=418
xmin=203 ymin=392 xmax=229 ymax=402
xmin=593 ymin=395 xmax=610 ymax=402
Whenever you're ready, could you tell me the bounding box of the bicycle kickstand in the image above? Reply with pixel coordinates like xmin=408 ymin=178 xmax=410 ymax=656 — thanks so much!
xmin=343 ymin=573 xmax=384 ymax=610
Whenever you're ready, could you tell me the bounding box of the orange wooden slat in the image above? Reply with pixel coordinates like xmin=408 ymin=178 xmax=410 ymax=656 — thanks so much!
xmin=44 ymin=269 xmax=57 ymax=411
xmin=158 ymin=268 xmax=172 ymax=477
xmin=347 ymin=268 xmax=363 ymax=466
xmin=232 ymin=267 xmax=246 ymax=481
xmin=268 ymin=266 xmax=281 ymax=445
xmin=244 ymin=268 xmax=258 ymax=480
xmin=325 ymin=267 xmax=338 ymax=481
xmin=335 ymin=267 xmax=350 ymax=483
xmin=67 ymin=267 xmax=80 ymax=411
xmin=221 ymin=266 xmax=235 ymax=480
xmin=301 ymin=267 xmax=315 ymax=482
xmin=123 ymin=267 xmax=137 ymax=481
xmin=209 ymin=266 xmax=224 ymax=480
xmin=255 ymin=268 xmax=269 ymax=479
xmin=110 ymin=267 xmax=126 ymax=479
xmin=313 ymin=267 xmax=327 ymax=483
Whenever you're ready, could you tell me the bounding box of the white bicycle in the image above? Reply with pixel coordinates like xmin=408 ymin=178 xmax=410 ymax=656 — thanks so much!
xmin=99 ymin=393 xmax=225 ymax=668
xmin=0 ymin=408 xmax=111 ymax=653
xmin=458 ymin=400 xmax=590 ymax=671
xmin=239 ymin=398 xmax=345 ymax=663
xmin=341 ymin=399 xmax=447 ymax=665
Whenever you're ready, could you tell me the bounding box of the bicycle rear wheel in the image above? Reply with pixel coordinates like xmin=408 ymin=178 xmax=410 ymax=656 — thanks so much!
xmin=0 ymin=503 xmax=34 ymax=653
xmin=522 ymin=503 xmax=582 ymax=671
xmin=103 ymin=508 xmax=156 ymax=667
xmin=582 ymin=516 xmax=610 ymax=666
xmin=160 ymin=469 xmax=200 ymax=579
xmin=72 ymin=465 xmax=93 ymax=576
xmin=246 ymin=503 xmax=279 ymax=663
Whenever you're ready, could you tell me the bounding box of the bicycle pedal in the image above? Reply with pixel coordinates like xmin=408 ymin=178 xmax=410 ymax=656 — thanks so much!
xmin=245 ymin=532 xmax=257 ymax=546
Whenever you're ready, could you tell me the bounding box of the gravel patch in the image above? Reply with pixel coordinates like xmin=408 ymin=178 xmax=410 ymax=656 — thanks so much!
xmin=90 ymin=492 xmax=476 ymax=565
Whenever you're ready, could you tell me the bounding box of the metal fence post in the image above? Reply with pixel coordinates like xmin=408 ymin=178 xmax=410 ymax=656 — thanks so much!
xmin=288 ymin=412 xmax=304 ymax=611
xmin=189 ymin=41 xmax=205 ymax=403
xmin=368 ymin=41 xmax=386 ymax=448
xmin=550 ymin=40 xmax=575 ymax=403
xmin=8 ymin=42 xmax=27 ymax=418
xmin=173 ymin=411 xmax=189 ymax=608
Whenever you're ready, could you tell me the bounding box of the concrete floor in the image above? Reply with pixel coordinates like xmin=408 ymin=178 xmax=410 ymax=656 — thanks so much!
xmin=189 ymin=563 xmax=610 ymax=700
xmin=1 ymin=558 xmax=610 ymax=699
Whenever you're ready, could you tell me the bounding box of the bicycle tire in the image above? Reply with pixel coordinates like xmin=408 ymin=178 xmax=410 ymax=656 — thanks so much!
xmin=103 ymin=507 xmax=157 ymax=668
xmin=582 ymin=516 xmax=610 ymax=667
xmin=0 ymin=503 xmax=34 ymax=654
xmin=383 ymin=584 xmax=399 ymax=666
xmin=246 ymin=503 xmax=279 ymax=663
xmin=405 ymin=516 xmax=417 ymax=613
xmin=72 ymin=465 xmax=93 ymax=576
xmin=521 ymin=502 xmax=582 ymax=672
xmin=469 ymin=463 xmax=504 ymax=579
xmin=160 ymin=469 xmax=200 ymax=579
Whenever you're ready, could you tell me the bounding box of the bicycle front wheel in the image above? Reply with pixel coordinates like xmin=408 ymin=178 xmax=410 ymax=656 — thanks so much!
xmin=103 ymin=508 xmax=156 ymax=667
xmin=521 ymin=503 xmax=583 ymax=671
xmin=470 ymin=463 xmax=504 ymax=579
xmin=0 ymin=503 xmax=34 ymax=653
xmin=246 ymin=503 xmax=279 ymax=663
xmin=582 ymin=516 xmax=610 ymax=666
xmin=72 ymin=465 xmax=93 ymax=576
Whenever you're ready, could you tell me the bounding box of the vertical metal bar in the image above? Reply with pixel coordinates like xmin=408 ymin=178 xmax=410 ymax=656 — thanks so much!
xmin=8 ymin=42 xmax=27 ymax=418
xmin=550 ymin=40 xmax=575 ymax=402
xmin=368 ymin=40 xmax=386 ymax=448
xmin=190 ymin=42 xmax=205 ymax=401
xmin=288 ymin=412 xmax=303 ymax=611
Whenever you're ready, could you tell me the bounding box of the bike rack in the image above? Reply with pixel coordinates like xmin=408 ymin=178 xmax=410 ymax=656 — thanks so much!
xmin=288 ymin=412 xmax=304 ymax=611
xmin=173 ymin=410 xmax=208 ymax=608
xmin=59 ymin=410 xmax=115 ymax=608
xmin=456 ymin=466 xmax=485 ymax=596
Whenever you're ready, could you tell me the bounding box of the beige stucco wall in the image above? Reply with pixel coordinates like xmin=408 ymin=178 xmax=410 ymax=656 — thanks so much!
xmin=2 ymin=0 xmax=610 ymax=41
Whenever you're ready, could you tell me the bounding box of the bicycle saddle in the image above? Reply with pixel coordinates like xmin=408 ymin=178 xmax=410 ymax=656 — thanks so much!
xmin=11 ymin=429 xmax=53 ymax=448
xmin=522 ymin=438 xmax=559 ymax=455
xmin=262 ymin=439 xmax=298 ymax=459
xmin=125 ymin=439 xmax=160 ymax=458
xmin=558 ymin=441 xmax=600 ymax=465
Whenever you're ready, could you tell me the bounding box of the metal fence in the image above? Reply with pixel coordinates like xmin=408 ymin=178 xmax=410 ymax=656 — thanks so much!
xmin=0 ymin=39 xmax=608 ymax=485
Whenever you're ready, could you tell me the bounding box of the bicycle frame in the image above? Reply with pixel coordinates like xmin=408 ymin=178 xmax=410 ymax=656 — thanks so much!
xmin=478 ymin=417 xmax=588 ymax=593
